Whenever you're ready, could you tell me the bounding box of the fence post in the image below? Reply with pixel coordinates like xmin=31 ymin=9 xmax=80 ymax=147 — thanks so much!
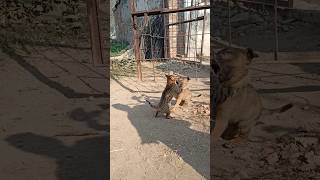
xmin=130 ymin=0 xmax=142 ymax=80
xmin=86 ymin=0 xmax=105 ymax=65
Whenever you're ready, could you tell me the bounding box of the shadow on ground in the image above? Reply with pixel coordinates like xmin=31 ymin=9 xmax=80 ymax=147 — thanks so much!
xmin=1 ymin=42 xmax=108 ymax=98
xmin=5 ymin=104 xmax=109 ymax=180
xmin=6 ymin=133 xmax=108 ymax=180
xmin=112 ymin=97 xmax=210 ymax=179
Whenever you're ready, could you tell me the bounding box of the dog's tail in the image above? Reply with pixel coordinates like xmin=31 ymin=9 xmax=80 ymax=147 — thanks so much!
xmin=145 ymin=99 xmax=159 ymax=110
xmin=261 ymin=103 xmax=293 ymax=116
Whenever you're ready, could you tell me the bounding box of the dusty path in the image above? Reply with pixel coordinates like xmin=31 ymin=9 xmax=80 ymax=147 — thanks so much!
xmin=110 ymin=67 xmax=210 ymax=180
xmin=0 ymin=43 xmax=108 ymax=180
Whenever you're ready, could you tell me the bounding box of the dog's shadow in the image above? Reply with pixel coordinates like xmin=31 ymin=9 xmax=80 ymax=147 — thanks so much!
xmin=5 ymin=104 xmax=108 ymax=180
xmin=112 ymin=96 xmax=210 ymax=179
xmin=6 ymin=133 xmax=107 ymax=180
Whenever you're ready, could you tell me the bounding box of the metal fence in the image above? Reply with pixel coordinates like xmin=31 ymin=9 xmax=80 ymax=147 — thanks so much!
xmin=211 ymin=0 xmax=320 ymax=62
xmin=129 ymin=0 xmax=211 ymax=80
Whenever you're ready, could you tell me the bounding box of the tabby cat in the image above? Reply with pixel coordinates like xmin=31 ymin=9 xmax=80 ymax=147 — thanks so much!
xmin=146 ymin=74 xmax=180 ymax=119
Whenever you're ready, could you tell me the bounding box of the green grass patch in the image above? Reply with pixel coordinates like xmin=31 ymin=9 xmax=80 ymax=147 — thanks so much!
xmin=110 ymin=40 xmax=129 ymax=57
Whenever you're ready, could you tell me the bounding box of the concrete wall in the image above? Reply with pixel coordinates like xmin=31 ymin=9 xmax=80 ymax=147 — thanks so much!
xmin=112 ymin=0 xmax=163 ymax=43
xmin=110 ymin=0 xmax=118 ymax=38
xmin=185 ymin=1 xmax=210 ymax=58
xmin=112 ymin=0 xmax=132 ymax=42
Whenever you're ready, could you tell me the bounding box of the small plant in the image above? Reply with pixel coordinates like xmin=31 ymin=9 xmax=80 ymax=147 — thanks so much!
xmin=110 ymin=40 xmax=129 ymax=57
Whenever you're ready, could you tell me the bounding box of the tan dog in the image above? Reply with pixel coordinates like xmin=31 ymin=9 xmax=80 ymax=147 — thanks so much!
xmin=212 ymin=47 xmax=292 ymax=144
xmin=170 ymin=76 xmax=192 ymax=113
xmin=170 ymin=76 xmax=202 ymax=113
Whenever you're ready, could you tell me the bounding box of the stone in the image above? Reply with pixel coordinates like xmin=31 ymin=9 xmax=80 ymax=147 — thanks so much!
xmin=262 ymin=146 xmax=276 ymax=155
xmin=266 ymin=152 xmax=279 ymax=165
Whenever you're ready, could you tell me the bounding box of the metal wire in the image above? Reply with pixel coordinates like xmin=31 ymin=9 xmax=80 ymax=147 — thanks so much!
xmin=126 ymin=0 xmax=210 ymax=80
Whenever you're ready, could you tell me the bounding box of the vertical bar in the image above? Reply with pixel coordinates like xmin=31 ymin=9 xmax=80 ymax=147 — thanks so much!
xmin=200 ymin=0 xmax=207 ymax=64
xmin=130 ymin=0 xmax=142 ymax=80
xmin=186 ymin=0 xmax=194 ymax=57
xmin=86 ymin=0 xmax=104 ymax=65
xmin=148 ymin=14 xmax=156 ymax=81
xmin=171 ymin=0 xmax=173 ymax=61
xmin=194 ymin=3 xmax=198 ymax=62
xmin=228 ymin=0 xmax=232 ymax=46
xmin=177 ymin=0 xmax=185 ymax=56
xmin=163 ymin=0 xmax=168 ymax=58
xmin=194 ymin=0 xmax=198 ymax=80
xmin=274 ymin=0 xmax=279 ymax=61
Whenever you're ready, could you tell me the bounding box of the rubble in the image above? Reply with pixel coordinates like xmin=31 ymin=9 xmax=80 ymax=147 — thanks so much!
xmin=294 ymin=136 xmax=319 ymax=147
xmin=157 ymin=61 xmax=201 ymax=75
xmin=191 ymin=104 xmax=210 ymax=116
xmin=266 ymin=152 xmax=279 ymax=164
xmin=214 ymin=129 xmax=320 ymax=178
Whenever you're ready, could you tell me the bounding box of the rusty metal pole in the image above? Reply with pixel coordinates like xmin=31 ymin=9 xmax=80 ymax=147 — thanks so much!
xmin=148 ymin=14 xmax=156 ymax=81
xmin=163 ymin=0 xmax=169 ymax=59
xmin=130 ymin=0 xmax=142 ymax=80
xmin=274 ymin=0 xmax=279 ymax=60
xmin=86 ymin=0 xmax=104 ymax=65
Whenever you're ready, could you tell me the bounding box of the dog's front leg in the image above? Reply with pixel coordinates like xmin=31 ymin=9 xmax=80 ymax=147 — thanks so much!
xmin=170 ymin=95 xmax=183 ymax=113
xmin=212 ymin=107 xmax=228 ymax=143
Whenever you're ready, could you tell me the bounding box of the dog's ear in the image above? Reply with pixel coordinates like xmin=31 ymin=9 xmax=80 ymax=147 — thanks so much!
xmin=247 ymin=48 xmax=259 ymax=59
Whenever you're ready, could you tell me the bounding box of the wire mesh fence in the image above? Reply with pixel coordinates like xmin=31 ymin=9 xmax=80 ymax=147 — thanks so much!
xmin=211 ymin=0 xmax=320 ymax=61
xmin=136 ymin=0 xmax=210 ymax=62
xmin=112 ymin=0 xmax=210 ymax=80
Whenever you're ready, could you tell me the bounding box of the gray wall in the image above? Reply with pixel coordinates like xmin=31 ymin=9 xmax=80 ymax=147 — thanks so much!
xmin=112 ymin=0 xmax=163 ymax=43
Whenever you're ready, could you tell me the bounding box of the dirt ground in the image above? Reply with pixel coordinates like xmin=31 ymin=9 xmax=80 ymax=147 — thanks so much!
xmin=110 ymin=60 xmax=211 ymax=179
xmin=0 ymin=42 xmax=108 ymax=180
xmin=110 ymin=48 xmax=320 ymax=179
